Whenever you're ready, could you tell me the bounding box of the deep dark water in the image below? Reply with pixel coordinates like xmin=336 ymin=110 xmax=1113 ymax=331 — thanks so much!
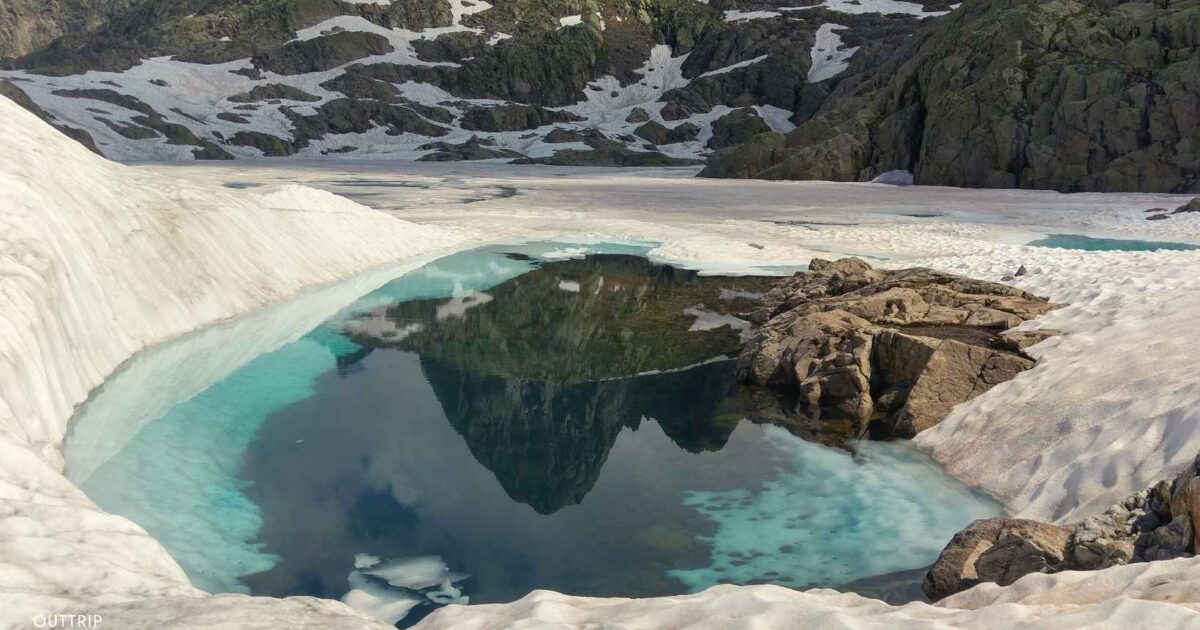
xmin=74 ymin=244 xmax=998 ymax=627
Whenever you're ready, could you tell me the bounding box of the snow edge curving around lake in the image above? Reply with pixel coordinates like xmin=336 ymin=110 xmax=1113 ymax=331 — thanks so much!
xmin=3 ymin=94 xmax=1200 ymax=628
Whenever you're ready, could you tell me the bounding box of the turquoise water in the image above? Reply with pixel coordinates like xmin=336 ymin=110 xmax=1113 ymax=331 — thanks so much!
xmin=1027 ymin=233 xmax=1199 ymax=251
xmin=69 ymin=243 xmax=998 ymax=625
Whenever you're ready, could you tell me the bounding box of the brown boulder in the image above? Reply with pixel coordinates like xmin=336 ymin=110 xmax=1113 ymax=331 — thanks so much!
xmin=923 ymin=517 xmax=1070 ymax=601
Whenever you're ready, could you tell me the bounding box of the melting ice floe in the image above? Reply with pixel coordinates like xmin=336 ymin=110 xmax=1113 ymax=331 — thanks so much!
xmin=343 ymin=555 xmax=469 ymax=625
xmin=668 ymin=429 xmax=999 ymax=591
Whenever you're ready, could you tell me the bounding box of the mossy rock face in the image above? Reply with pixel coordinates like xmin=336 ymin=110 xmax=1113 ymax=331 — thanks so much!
xmin=515 ymin=146 xmax=700 ymax=166
xmin=343 ymin=25 xmax=609 ymax=106
xmin=633 ymin=120 xmax=698 ymax=144
xmin=11 ymin=0 xmax=451 ymax=75
xmin=418 ymin=137 xmax=525 ymax=160
xmin=286 ymin=98 xmax=451 ymax=144
xmin=703 ymin=0 xmax=1200 ymax=193
xmin=707 ymin=107 xmax=770 ymax=149
xmin=625 ymin=106 xmax=651 ymax=123
xmin=411 ymin=30 xmax=490 ymax=62
xmin=544 ymin=128 xmax=585 ymax=143
xmin=228 ymin=84 xmax=322 ymax=103
xmin=51 ymin=87 xmax=156 ymax=115
xmin=97 ymin=117 xmax=160 ymax=139
xmin=459 ymin=103 xmax=585 ymax=131
xmin=252 ymin=31 xmax=394 ymax=75
xmin=228 ymin=130 xmax=297 ymax=156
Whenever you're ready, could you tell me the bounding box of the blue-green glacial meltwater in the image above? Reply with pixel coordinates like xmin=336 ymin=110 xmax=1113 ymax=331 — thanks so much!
xmin=66 ymin=243 xmax=999 ymax=627
xmin=1027 ymin=233 xmax=1200 ymax=251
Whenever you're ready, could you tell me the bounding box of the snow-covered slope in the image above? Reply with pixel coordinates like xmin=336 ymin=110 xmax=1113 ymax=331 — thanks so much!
xmin=0 ymin=94 xmax=465 ymax=628
xmin=0 ymin=0 xmax=945 ymax=164
xmin=4 ymin=92 xmax=1200 ymax=629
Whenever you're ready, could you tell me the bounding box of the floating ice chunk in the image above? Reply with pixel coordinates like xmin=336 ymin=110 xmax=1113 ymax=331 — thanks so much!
xmin=365 ymin=555 xmax=464 ymax=590
xmin=426 ymin=579 xmax=470 ymax=605
xmin=872 ymin=170 xmax=915 ymax=186
xmin=540 ymin=247 xmax=589 ymax=260
xmin=343 ymin=572 xmax=424 ymax=625
xmin=355 ymin=553 xmax=382 ymax=569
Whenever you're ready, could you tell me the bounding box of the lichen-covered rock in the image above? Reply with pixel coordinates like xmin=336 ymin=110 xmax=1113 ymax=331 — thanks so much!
xmin=737 ymin=258 xmax=1057 ymax=437
xmin=543 ymin=128 xmax=585 ymax=143
xmin=252 ymin=31 xmax=393 ymax=76
xmin=930 ymin=454 xmax=1200 ymax=600
xmin=625 ymin=107 xmax=651 ymax=123
xmin=633 ymin=120 xmax=699 ymax=145
xmin=707 ymin=108 xmax=770 ymax=150
xmin=228 ymin=84 xmax=321 ymax=104
xmin=1174 ymin=198 xmax=1200 ymax=214
xmin=459 ymin=104 xmax=584 ymax=132
xmin=923 ymin=518 xmax=1070 ymax=601
xmin=702 ymin=0 xmax=1200 ymax=193
xmin=417 ymin=137 xmax=523 ymax=161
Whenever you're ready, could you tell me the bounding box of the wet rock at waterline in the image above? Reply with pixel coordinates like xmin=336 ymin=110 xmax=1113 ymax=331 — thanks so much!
xmin=737 ymin=258 xmax=1060 ymax=438
xmin=927 ymin=455 xmax=1200 ymax=601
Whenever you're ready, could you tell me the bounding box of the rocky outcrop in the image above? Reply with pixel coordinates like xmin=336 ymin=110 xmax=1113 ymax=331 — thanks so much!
xmin=0 ymin=0 xmax=137 ymax=60
xmin=923 ymin=518 xmax=1071 ymax=601
xmin=252 ymin=31 xmax=394 ymax=76
xmin=738 ymin=258 xmax=1059 ymax=438
xmin=707 ymin=108 xmax=770 ymax=150
xmin=927 ymin=456 xmax=1200 ymax=601
xmin=228 ymin=84 xmax=321 ymax=104
xmin=417 ymin=136 xmax=523 ymax=161
xmin=514 ymin=130 xmax=701 ymax=166
xmin=459 ymin=103 xmax=584 ymax=132
xmin=702 ymin=0 xmax=1200 ymax=193
xmin=633 ymin=120 xmax=699 ymax=145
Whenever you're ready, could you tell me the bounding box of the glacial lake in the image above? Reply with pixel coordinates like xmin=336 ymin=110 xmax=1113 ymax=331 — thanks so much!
xmin=66 ymin=243 xmax=998 ymax=626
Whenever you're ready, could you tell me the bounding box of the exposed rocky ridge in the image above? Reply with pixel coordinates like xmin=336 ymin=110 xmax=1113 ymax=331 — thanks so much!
xmin=702 ymin=0 xmax=1200 ymax=193
xmin=0 ymin=0 xmax=138 ymax=60
xmin=0 ymin=0 xmax=931 ymax=164
xmin=738 ymin=258 xmax=1060 ymax=438
xmin=926 ymin=454 xmax=1200 ymax=601
xmin=9 ymin=0 xmax=1195 ymax=192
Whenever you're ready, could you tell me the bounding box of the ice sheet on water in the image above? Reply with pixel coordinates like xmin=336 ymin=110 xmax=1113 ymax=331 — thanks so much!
xmin=344 ymin=555 xmax=470 ymax=624
xmin=668 ymin=429 xmax=999 ymax=591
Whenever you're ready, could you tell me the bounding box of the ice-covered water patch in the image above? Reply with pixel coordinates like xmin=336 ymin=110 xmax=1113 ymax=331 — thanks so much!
xmin=669 ymin=431 xmax=999 ymax=591
xmin=67 ymin=243 xmax=995 ymax=627
xmin=1027 ymin=234 xmax=1200 ymax=252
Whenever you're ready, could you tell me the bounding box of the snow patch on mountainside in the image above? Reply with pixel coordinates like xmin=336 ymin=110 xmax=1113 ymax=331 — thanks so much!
xmin=808 ymin=24 xmax=858 ymax=82
xmin=6 ymin=95 xmax=1200 ymax=629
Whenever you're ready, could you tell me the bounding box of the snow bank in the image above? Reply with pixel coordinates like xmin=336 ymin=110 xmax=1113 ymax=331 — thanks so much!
xmin=5 ymin=95 xmax=1200 ymax=629
xmin=419 ymin=557 xmax=1200 ymax=628
xmin=0 ymin=95 xmax=465 ymax=628
xmin=913 ymin=246 xmax=1200 ymax=523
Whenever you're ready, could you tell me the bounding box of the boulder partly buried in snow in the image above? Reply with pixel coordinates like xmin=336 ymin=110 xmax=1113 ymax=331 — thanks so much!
xmin=737 ymin=258 xmax=1059 ymax=438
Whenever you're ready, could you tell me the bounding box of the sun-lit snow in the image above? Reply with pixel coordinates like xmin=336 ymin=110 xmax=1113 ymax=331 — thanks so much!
xmin=808 ymin=24 xmax=859 ymax=82
xmin=7 ymin=90 xmax=1200 ymax=629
